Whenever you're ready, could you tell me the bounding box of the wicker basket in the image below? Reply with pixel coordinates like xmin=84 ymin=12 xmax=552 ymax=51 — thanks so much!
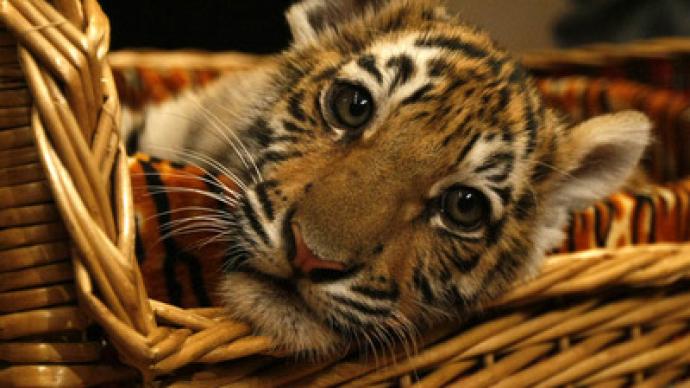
xmin=3 ymin=2 xmax=690 ymax=386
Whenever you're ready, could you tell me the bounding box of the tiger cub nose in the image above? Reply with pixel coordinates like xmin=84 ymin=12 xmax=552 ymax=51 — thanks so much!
xmin=290 ymin=222 xmax=349 ymax=282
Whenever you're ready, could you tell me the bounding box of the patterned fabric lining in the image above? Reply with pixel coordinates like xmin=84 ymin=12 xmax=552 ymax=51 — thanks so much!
xmin=129 ymin=154 xmax=235 ymax=306
xmin=524 ymin=42 xmax=690 ymax=95
xmin=537 ymin=76 xmax=690 ymax=183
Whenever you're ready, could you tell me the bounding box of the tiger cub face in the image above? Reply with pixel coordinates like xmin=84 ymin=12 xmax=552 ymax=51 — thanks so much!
xmin=220 ymin=0 xmax=651 ymax=357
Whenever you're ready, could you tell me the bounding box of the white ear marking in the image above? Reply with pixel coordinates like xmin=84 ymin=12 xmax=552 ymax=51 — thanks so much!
xmin=551 ymin=110 xmax=652 ymax=210
xmin=285 ymin=0 xmax=390 ymax=46
xmin=285 ymin=0 xmax=322 ymax=46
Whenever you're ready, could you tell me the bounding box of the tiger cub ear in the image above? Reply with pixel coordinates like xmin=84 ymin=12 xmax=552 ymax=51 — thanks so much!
xmin=549 ymin=110 xmax=652 ymax=210
xmin=285 ymin=0 xmax=389 ymax=45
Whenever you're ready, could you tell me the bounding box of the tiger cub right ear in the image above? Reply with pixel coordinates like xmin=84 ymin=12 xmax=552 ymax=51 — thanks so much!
xmin=549 ymin=110 xmax=652 ymax=211
xmin=285 ymin=0 xmax=389 ymax=45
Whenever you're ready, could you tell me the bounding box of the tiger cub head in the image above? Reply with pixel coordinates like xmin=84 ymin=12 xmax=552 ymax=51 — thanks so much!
xmin=221 ymin=0 xmax=651 ymax=357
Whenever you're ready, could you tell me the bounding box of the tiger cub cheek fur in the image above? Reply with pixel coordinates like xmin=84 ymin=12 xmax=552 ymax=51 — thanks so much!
xmin=128 ymin=0 xmax=651 ymax=357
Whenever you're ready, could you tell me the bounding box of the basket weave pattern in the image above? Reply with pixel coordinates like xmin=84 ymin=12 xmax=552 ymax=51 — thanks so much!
xmin=3 ymin=3 xmax=690 ymax=387
xmin=0 ymin=0 xmax=138 ymax=386
xmin=0 ymin=1 xmax=278 ymax=386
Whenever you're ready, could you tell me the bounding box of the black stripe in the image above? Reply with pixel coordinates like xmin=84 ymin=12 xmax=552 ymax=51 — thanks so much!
xmin=372 ymin=243 xmax=384 ymax=255
xmin=256 ymin=150 xmax=304 ymax=171
xmin=202 ymin=170 xmax=229 ymax=212
xmin=413 ymin=111 xmax=431 ymax=121
xmin=475 ymin=152 xmax=514 ymax=173
xmin=330 ymin=294 xmax=392 ymax=317
xmin=416 ymin=36 xmax=487 ymax=58
xmin=450 ymin=253 xmax=481 ymax=273
xmin=282 ymin=120 xmax=309 ymax=134
xmin=224 ymin=245 xmax=250 ymax=272
xmin=440 ymin=261 xmax=452 ymax=282
xmin=401 ymin=83 xmax=435 ymax=105
xmin=306 ymin=9 xmax=327 ymax=33
xmin=288 ymin=91 xmax=307 ymax=122
xmin=140 ymin=161 xmax=211 ymax=306
xmin=497 ymin=86 xmax=510 ymax=111
xmin=357 ymin=55 xmax=383 ymax=84
xmin=485 ymin=216 xmax=507 ymax=247
xmin=501 ymin=126 xmax=514 ymax=142
xmin=254 ymin=180 xmax=277 ymax=221
xmin=599 ymin=200 xmax=615 ymax=246
xmin=455 ymin=132 xmax=481 ymax=165
xmin=308 ymin=264 xmax=363 ymax=284
xmin=530 ymin=154 xmax=554 ymax=183
xmin=487 ymin=170 xmax=511 ymax=183
xmin=125 ymin=129 xmax=141 ymax=155
xmin=169 ymin=160 xmax=187 ymax=169
xmin=484 ymin=246 xmax=524 ymax=287
xmin=444 ymin=283 xmax=466 ymax=306
xmin=413 ymin=264 xmax=435 ymax=303
xmin=224 ymin=211 xmax=253 ymax=272
xmin=416 ymin=36 xmax=505 ymax=75
xmin=448 ymin=243 xmax=480 ymax=272
xmin=514 ymin=192 xmax=536 ymax=220
xmin=387 ymin=54 xmax=416 ymax=93
xmin=330 ymin=309 xmax=368 ymax=334
xmin=580 ymin=81 xmax=591 ymax=118
xmin=247 ymin=118 xmax=274 ymax=148
xmin=140 ymin=160 xmax=182 ymax=305
xmin=442 ymin=115 xmax=471 ymax=147
xmin=509 ymin=64 xmax=528 ymax=84
xmin=312 ymin=65 xmax=339 ymax=81
xmin=491 ymin=185 xmax=513 ymax=206
xmin=241 ymin=197 xmax=270 ymax=245
xmin=380 ymin=6 xmax=408 ymax=30
xmin=632 ymin=194 xmax=655 ymax=243
xmin=351 ymin=284 xmax=400 ymax=301
xmin=427 ymin=57 xmax=451 ymax=77
xmin=444 ymin=79 xmax=466 ymax=98
xmin=271 ymin=135 xmax=301 ymax=144
xmin=598 ymin=82 xmax=612 ymax=113
xmin=593 ymin=202 xmax=605 ymax=248
xmin=281 ymin=55 xmax=314 ymax=93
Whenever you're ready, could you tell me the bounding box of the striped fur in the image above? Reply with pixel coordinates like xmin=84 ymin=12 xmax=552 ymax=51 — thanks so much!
xmin=124 ymin=0 xmax=651 ymax=357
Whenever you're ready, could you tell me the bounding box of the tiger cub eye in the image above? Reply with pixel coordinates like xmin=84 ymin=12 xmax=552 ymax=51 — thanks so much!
xmin=328 ymin=83 xmax=374 ymax=129
xmin=441 ymin=186 xmax=489 ymax=230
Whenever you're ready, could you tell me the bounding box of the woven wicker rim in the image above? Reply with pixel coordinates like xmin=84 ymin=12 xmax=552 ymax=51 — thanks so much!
xmin=4 ymin=1 xmax=690 ymax=385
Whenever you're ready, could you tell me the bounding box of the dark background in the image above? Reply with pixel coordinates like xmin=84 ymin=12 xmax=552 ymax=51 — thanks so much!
xmin=101 ymin=1 xmax=296 ymax=53
xmin=101 ymin=1 xmax=690 ymax=53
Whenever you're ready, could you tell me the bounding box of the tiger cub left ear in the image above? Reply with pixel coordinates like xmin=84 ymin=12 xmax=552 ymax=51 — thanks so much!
xmin=286 ymin=0 xmax=389 ymax=45
xmin=549 ymin=110 xmax=652 ymax=210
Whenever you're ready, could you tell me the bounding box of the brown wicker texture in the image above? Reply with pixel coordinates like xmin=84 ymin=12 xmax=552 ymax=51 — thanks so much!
xmin=521 ymin=37 xmax=690 ymax=72
xmin=3 ymin=2 xmax=690 ymax=386
xmin=0 ymin=0 xmax=138 ymax=386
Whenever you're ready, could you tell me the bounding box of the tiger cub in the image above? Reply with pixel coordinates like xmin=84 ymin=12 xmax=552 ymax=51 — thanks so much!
xmin=125 ymin=0 xmax=651 ymax=357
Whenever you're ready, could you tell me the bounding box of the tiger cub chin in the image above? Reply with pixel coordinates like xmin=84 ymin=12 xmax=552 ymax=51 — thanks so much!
xmin=126 ymin=0 xmax=651 ymax=358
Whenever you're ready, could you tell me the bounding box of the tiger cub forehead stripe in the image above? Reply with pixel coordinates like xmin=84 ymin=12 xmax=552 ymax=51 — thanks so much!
xmin=356 ymin=54 xmax=384 ymax=84
xmin=386 ymin=54 xmax=416 ymax=93
xmin=400 ymin=83 xmax=435 ymax=106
